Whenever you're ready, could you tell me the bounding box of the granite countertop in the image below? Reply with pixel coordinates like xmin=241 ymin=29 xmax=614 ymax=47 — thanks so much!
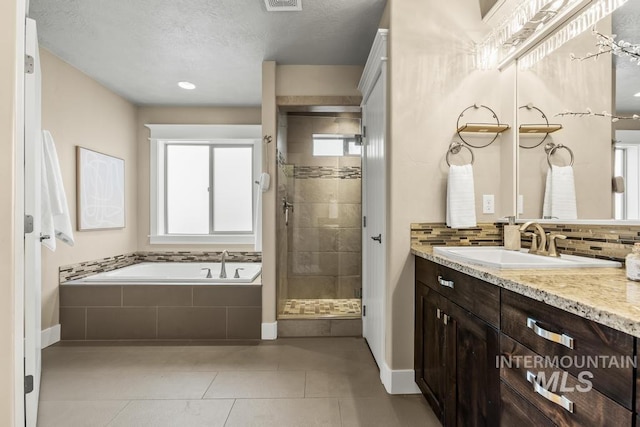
xmin=411 ymin=244 xmax=640 ymax=338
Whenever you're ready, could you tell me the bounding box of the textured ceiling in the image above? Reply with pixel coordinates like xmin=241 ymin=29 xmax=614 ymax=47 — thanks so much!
xmin=614 ymin=0 xmax=640 ymax=114
xmin=29 ymin=0 xmax=386 ymax=106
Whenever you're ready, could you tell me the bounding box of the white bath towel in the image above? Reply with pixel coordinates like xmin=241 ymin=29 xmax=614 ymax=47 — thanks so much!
xmin=254 ymin=186 xmax=262 ymax=251
xmin=446 ymin=164 xmax=477 ymax=228
xmin=542 ymin=165 xmax=577 ymax=220
xmin=41 ymin=130 xmax=74 ymax=251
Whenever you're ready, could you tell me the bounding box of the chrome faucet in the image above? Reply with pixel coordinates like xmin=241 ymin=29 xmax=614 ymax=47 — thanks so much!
xmin=219 ymin=250 xmax=229 ymax=279
xmin=201 ymin=267 xmax=212 ymax=278
xmin=519 ymin=221 xmax=547 ymax=255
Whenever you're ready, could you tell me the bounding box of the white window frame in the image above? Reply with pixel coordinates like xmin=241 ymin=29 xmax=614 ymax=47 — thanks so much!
xmin=146 ymin=124 xmax=262 ymax=245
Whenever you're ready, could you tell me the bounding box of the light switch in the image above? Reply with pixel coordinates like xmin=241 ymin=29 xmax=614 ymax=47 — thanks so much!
xmin=483 ymin=194 xmax=495 ymax=214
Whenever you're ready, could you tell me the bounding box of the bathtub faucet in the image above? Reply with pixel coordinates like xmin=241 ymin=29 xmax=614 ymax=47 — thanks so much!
xmin=220 ymin=250 xmax=229 ymax=279
xmin=201 ymin=268 xmax=212 ymax=279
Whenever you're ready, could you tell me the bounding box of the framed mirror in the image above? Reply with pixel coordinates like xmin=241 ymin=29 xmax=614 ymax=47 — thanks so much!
xmin=516 ymin=0 xmax=640 ymax=222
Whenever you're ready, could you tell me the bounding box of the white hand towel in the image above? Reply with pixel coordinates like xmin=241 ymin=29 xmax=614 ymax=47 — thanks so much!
xmin=542 ymin=165 xmax=577 ymax=220
xmin=446 ymin=164 xmax=477 ymax=228
xmin=542 ymin=168 xmax=552 ymax=219
xmin=254 ymin=187 xmax=262 ymax=251
xmin=41 ymin=130 xmax=74 ymax=249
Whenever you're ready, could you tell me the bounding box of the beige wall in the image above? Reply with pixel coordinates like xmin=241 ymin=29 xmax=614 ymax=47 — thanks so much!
xmin=387 ymin=0 xmax=516 ymax=369
xmin=379 ymin=1 xmax=390 ymax=29
xmin=276 ymin=65 xmax=364 ymax=97
xmin=0 ymin=0 xmax=21 ymax=423
xmin=518 ymin=17 xmax=612 ymax=220
xmin=40 ymin=49 xmax=139 ymax=330
xmin=136 ymin=106 xmax=261 ymax=253
xmin=262 ymin=61 xmax=277 ymax=324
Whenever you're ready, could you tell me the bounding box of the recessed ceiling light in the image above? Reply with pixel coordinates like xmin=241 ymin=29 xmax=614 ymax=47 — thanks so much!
xmin=178 ymin=81 xmax=196 ymax=90
xmin=635 ymin=92 xmax=640 ymax=97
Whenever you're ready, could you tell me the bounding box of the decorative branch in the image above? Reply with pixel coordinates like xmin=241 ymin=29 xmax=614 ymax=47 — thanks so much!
xmin=555 ymin=108 xmax=640 ymax=123
xmin=570 ymin=28 xmax=640 ymax=64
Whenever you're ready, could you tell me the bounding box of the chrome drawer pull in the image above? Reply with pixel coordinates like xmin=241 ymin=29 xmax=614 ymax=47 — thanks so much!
xmin=437 ymin=276 xmax=454 ymax=289
xmin=527 ymin=318 xmax=574 ymax=349
xmin=527 ymin=371 xmax=574 ymax=413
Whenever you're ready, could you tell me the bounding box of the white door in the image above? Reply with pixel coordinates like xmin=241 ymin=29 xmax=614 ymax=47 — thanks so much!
xmin=24 ymin=17 xmax=42 ymax=427
xmin=361 ymin=65 xmax=386 ymax=370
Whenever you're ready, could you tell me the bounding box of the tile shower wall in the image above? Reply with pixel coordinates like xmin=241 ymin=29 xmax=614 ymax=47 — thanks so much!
xmin=286 ymin=115 xmax=362 ymax=300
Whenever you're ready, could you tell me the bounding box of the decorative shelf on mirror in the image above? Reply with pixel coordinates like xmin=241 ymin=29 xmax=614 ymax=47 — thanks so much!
xmin=519 ymin=124 xmax=563 ymax=134
xmin=518 ymin=104 xmax=561 ymax=149
xmin=456 ymin=104 xmax=511 ymax=148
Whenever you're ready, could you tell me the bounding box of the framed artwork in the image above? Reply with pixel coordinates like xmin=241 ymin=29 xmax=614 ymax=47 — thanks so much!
xmin=76 ymin=146 xmax=125 ymax=230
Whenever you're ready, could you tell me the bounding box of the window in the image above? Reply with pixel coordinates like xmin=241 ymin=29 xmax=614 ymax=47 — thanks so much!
xmin=146 ymin=125 xmax=262 ymax=245
xmin=312 ymin=134 xmax=362 ymax=157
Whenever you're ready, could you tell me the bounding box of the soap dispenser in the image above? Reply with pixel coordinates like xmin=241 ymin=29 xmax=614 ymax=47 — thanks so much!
xmin=503 ymin=216 xmax=521 ymax=251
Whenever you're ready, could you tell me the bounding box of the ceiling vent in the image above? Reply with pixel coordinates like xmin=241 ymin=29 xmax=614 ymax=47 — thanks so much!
xmin=264 ymin=0 xmax=302 ymax=12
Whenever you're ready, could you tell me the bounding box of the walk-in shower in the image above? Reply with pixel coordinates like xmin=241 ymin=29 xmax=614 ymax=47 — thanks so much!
xmin=276 ymin=112 xmax=362 ymax=321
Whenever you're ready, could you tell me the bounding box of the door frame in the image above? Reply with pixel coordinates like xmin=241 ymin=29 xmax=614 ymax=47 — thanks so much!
xmin=12 ymin=0 xmax=28 ymax=425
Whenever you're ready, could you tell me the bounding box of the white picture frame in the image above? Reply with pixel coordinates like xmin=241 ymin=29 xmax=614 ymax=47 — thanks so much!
xmin=76 ymin=146 xmax=125 ymax=230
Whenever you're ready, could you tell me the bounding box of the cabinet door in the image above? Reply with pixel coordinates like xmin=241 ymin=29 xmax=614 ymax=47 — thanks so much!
xmin=415 ymin=283 xmax=449 ymax=421
xmin=451 ymin=303 xmax=500 ymax=427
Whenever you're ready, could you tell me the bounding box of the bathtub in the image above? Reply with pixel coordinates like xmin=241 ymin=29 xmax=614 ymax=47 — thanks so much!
xmin=64 ymin=262 xmax=262 ymax=284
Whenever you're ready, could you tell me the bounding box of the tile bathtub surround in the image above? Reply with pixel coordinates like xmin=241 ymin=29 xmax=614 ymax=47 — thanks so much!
xmin=59 ymin=251 xmax=262 ymax=284
xmin=59 ymin=284 xmax=262 ymax=341
xmin=59 ymin=253 xmax=138 ymax=283
xmin=410 ymin=223 xmax=503 ymax=247
xmin=293 ymin=166 xmax=361 ymax=179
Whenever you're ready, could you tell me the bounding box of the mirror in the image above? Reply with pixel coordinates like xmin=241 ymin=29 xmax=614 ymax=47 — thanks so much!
xmin=516 ymin=0 xmax=640 ymax=221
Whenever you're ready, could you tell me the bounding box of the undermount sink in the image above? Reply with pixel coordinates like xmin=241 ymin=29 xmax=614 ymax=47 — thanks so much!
xmin=433 ymin=246 xmax=622 ymax=270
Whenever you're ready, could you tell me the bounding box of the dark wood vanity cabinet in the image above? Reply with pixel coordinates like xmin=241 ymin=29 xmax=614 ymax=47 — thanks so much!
xmin=415 ymin=256 xmax=636 ymax=426
xmin=415 ymin=257 xmax=500 ymax=426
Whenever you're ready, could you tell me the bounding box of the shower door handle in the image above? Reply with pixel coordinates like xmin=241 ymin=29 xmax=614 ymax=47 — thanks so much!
xmin=371 ymin=234 xmax=382 ymax=244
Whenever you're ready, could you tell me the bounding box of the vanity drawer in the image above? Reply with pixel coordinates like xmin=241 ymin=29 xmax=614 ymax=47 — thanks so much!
xmin=501 ymin=380 xmax=554 ymax=427
xmin=501 ymin=290 xmax=634 ymax=409
xmin=500 ymin=334 xmax=633 ymax=426
xmin=431 ymin=262 xmax=500 ymax=328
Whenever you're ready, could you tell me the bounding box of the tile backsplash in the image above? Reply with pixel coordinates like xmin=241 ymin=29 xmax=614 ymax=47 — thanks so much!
xmin=59 ymin=253 xmax=138 ymax=283
xmin=411 ymin=223 xmax=503 ymax=247
xmin=411 ymin=222 xmax=638 ymax=262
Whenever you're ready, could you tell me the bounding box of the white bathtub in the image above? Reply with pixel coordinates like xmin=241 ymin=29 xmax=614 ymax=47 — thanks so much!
xmin=65 ymin=262 xmax=262 ymax=284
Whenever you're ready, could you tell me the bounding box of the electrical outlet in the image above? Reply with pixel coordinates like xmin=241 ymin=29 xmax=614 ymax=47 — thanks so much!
xmin=483 ymin=194 xmax=495 ymax=214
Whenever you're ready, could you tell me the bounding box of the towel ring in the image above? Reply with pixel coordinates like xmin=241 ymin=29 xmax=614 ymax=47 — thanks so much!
xmin=446 ymin=141 xmax=474 ymax=166
xmin=545 ymin=142 xmax=574 ymax=167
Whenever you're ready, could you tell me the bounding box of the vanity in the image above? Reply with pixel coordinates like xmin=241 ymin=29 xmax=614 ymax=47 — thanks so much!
xmin=413 ymin=242 xmax=640 ymax=426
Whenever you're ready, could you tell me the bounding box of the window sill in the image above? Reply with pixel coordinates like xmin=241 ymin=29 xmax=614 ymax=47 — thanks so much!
xmin=149 ymin=234 xmax=255 ymax=245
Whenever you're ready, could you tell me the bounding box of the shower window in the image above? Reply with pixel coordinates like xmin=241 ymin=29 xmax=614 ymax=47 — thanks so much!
xmin=146 ymin=124 xmax=261 ymax=245
xmin=312 ymin=134 xmax=362 ymax=157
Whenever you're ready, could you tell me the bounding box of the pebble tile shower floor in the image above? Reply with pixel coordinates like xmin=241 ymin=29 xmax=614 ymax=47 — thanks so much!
xmin=38 ymin=338 xmax=439 ymax=426
xmin=279 ymin=298 xmax=362 ymax=318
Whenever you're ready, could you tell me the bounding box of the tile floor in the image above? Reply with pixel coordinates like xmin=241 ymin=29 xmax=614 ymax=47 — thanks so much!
xmin=38 ymin=337 xmax=440 ymax=427
xmin=279 ymin=299 xmax=362 ymax=318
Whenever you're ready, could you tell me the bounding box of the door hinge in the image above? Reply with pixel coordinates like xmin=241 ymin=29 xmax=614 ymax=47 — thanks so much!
xmin=24 ymin=375 xmax=33 ymax=394
xmin=24 ymin=214 xmax=34 ymax=234
xmin=363 ymin=305 xmax=366 ymax=317
xmin=363 ymin=216 xmax=367 ymax=228
xmin=25 ymin=55 xmax=34 ymax=74
xmin=355 ymin=134 xmax=363 ymax=146
xmin=362 ymin=126 xmax=366 ymax=138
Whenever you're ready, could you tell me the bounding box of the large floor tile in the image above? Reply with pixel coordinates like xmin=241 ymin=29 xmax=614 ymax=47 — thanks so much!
xmin=40 ymin=370 xmax=217 ymax=400
xmin=305 ymin=370 xmax=387 ymax=398
xmin=204 ymin=371 xmax=305 ymax=398
xmin=107 ymin=399 xmax=234 ymax=427
xmin=37 ymin=400 xmax=128 ymax=427
xmin=339 ymin=396 xmax=441 ymax=427
xmin=224 ymin=398 xmax=341 ymax=427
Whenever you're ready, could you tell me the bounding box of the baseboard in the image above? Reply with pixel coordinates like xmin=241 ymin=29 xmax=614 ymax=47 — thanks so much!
xmin=380 ymin=361 xmax=421 ymax=394
xmin=261 ymin=322 xmax=278 ymax=340
xmin=41 ymin=324 xmax=61 ymax=348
